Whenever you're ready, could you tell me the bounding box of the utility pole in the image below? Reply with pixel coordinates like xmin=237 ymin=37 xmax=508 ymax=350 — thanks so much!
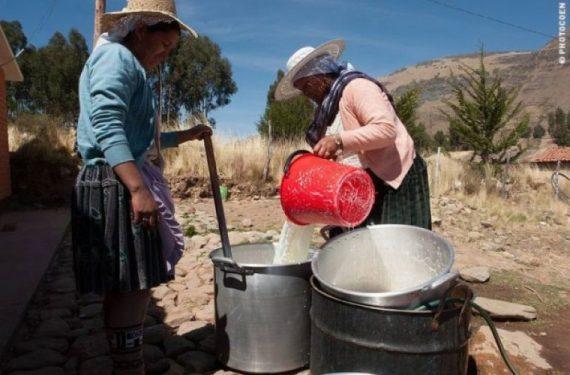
xmin=93 ymin=0 xmax=106 ymax=45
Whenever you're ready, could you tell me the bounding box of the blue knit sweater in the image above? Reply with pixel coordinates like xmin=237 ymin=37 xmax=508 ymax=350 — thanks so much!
xmin=76 ymin=42 xmax=178 ymax=167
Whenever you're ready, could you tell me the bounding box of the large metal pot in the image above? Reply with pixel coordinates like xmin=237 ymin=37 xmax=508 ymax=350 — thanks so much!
xmin=310 ymin=277 xmax=471 ymax=375
xmin=312 ymin=225 xmax=458 ymax=308
xmin=210 ymin=243 xmax=313 ymax=374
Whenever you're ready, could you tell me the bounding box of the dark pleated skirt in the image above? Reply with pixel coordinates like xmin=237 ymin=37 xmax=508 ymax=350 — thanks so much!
xmin=363 ymin=155 xmax=432 ymax=230
xmin=71 ymin=165 xmax=170 ymax=295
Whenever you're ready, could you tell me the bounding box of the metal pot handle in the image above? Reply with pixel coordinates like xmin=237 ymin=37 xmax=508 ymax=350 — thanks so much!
xmin=283 ymin=150 xmax=311 ymax=175
xmin=211 ymin=256 xmax=254 ymax=275
xmin=426 ymin=271 xmax=459 ymax=293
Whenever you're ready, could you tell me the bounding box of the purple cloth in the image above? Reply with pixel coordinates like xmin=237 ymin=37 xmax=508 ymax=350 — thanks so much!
xmin=141 ymin=161 xmax=184 ymax=275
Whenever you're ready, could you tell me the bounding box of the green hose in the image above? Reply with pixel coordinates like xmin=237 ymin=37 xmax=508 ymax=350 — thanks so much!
xmin=417 ymin=298 xmax=520 ymax=375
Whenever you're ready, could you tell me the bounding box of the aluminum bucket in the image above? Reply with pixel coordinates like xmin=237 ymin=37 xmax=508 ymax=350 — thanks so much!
xmin=312 ymin=225 xmax=458 ymax=308
xmin=210 ymin=243 xmax=314 ymax=373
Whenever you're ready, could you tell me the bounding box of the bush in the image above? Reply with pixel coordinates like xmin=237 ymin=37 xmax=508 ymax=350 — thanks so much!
xmin=532 ymin=124 xmax=545 ymax=139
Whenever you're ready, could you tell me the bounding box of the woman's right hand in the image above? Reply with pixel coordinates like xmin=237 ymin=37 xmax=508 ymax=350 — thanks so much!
xmin=131 ymin=187 xmax=159 ymax=228
xmin=112 ymin=161 xmax=158 ymax=228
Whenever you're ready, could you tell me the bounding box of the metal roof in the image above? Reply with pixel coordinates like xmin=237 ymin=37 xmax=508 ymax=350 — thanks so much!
xmin=0 ymin=25 xmax=24 ymax=82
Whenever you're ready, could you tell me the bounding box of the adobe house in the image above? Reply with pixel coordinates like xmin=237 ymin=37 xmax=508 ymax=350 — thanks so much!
xmin=0 ymin=25 xmax=24 ymax=200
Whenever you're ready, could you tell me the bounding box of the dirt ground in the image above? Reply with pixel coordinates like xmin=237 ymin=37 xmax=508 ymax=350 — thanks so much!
xmin=183 ymin=196 xmax=570 ymax=374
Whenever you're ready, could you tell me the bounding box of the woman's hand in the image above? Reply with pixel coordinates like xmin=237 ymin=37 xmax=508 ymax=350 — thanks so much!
xmin=178 ymin=125 xmax=213 ymax=144
xmin=131 ymin=187 xmax=159 ymax=228
xmin=313 ymin=135 xmax=342 ymax=159
xmin=112 ymin=162 xmax=158 ymax=228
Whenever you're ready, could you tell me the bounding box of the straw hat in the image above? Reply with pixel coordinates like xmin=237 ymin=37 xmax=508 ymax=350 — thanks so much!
xmin=274 ymin=39 xmax=345 ymax=101
xmin=101 ymin=0 xmax=198 ymax=38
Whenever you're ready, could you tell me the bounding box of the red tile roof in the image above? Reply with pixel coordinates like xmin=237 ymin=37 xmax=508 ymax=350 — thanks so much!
xmin=531 ymin=147 xmax=570 ymax=163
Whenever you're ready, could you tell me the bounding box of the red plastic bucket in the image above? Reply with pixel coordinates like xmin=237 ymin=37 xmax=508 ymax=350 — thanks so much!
xmin=280 ymin=150 xmax=375 ymax=227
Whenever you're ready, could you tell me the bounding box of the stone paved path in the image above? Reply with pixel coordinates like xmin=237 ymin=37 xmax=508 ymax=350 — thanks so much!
xmin=0 ymin=208 xmax=69 ymax=358
xmin=0 ymin=209 xmax=308 ymax=375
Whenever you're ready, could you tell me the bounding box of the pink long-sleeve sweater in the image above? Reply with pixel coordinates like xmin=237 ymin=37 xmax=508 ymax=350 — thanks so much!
xmin=338 ymin=78 xmax=416 ymax=189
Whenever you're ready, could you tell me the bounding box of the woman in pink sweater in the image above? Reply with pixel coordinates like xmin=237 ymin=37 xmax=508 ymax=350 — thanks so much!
xmin=275 ymin=40 xmax=432 ymax=234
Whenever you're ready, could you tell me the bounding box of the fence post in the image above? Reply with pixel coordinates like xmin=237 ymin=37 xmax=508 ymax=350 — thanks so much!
xmin=262 ymin=120 xmax=273 ymax=182
xmin=554 ymin=160 xmax=561 ymax=200
xmin=435 ymin=147 xmax=441 ymax=189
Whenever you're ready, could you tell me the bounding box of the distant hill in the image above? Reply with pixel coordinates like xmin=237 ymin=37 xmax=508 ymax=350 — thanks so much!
xmin=379 ymin=39 xmax=569 ymax=136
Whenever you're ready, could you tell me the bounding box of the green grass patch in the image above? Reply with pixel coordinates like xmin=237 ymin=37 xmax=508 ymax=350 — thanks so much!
xmin=184 ymin=225 xmax=197 ymax=238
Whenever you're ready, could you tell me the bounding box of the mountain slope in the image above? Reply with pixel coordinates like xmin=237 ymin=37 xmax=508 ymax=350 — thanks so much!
xmin=379 ymin=39 xmax=569 ymax=135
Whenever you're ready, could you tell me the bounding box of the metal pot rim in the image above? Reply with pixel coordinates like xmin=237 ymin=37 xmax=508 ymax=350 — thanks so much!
xmin=312 ymin=224 xmax=455 ymax=300
xmin=310 ymin=276 xmax=463 ymax=315
xmin=209 ymin=242 xmax=317 ymax=269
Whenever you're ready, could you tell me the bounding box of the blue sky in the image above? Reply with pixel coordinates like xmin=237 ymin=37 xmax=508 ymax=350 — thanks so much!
xmin=2 ymin=0 xmax=557 ymax=137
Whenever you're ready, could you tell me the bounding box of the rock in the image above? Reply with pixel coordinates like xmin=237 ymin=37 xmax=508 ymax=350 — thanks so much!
xmin=228 ymin=231 xmax=247 ymax=245
xmin=176 ymin=350 xmax=218 ymax=372
xmin=40 ymin=308 xmax=72 ymax=320
xmin=13 ymin=337 xmax=69 ymax=354
xmin=240 ymin=218 xmax=253 ymax=228
xmin=184 ymin=276 xmax=204 ymax=290
xmin=467 ymin=231 xmax=482 ymax=242
xmin=193 ymin=303 xmax=215 ymax=322
xmin=63 ymin=357 xmax=79 ymax=372
xmin=163 ymin=307 xmax=195 ymax=327
xmin=177 ymin=290 xmax=209 ymax=309
xmin=265 ymin=230 xmax=279 ymax=240
xmin=66 ymin=316 xmax=83 ymax=330
xmin=80 ymin=317 xmax=104 ymax=331
xmin=68 ymin=328 xmax=90 ymax=339
xmin=143 ymin=344 xmax=164 ymax=363
xmin=7 ymin=349 xmax=66 ymax=371
xmin=475 ymin=297 xmax=537 ymax=321
xmin=190 ymin=235 xmax=208 ymax=250
xmin=79 ymin=303 xmax=102 ymax=319
xmin=480 ymin=220 xmax=494 ymax=229
xmin=48 ymin=277 xmax=76 ymax=293
xmin=45 ymin=295 xmax=77 ymax=311
xmin=177 ymin=321 xmax=213 ymax=341
xmin=78 ymin=293 xmax=103 ymax=306
xmin=69 ymin=333 xmax=109 ymax=360
xmin=151 ymin=285 xmax=175 ymax=300
xmin=175 ymin=266 xmax=188 ymax=277
xmin=459 ymin=266 xmax=490 ymax=283
xmin=9 ymin=367 xmax=65 ymax=375
xmin=164 ymin=335 xmax=196 ymax=357
xmin=36 ymin=318 xmax=70 ymax=338
xmin=79 ymin=355 xmax=113 ymax=375
xmin=198 ymin=334 xmax=216 ymax=354
xmin=144 ymin=314 xmax=157 ymax=327
xmin=169 ymin=282 xmax=187 ymax=292
xmin=432 ymin=217 xmax=442 ymax=226
xmin=483 ymin=241 xmax=504 ymax=252
xmin=143 ymin=324 xmax=171 ymax=345
xmin=470 ymin=326 xmax=552 ymax=372
xmin=163 ymin=358 xmax=186 ymax=375
xmin=145 ymin=358 xmax=171 ymax=375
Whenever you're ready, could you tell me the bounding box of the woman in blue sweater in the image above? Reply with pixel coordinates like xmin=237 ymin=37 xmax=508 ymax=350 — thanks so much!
xmin=73 ymin=1 xmax=208 ymax=373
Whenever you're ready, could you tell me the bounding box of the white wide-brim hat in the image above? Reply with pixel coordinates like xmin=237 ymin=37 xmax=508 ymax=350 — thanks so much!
xmin=101 ymin=0 xmax=198 ymax=38
xmin=274 ymin=39 xmax=345 ymax=101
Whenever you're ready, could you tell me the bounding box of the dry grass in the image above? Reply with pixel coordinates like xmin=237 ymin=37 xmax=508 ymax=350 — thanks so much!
xmin=7 ymin=119 xmax=569 ymax=220
xmin=425 ymin=153 xmax=569 ymax=225
xmin=163 ymin=135 xmax=306 ymax=184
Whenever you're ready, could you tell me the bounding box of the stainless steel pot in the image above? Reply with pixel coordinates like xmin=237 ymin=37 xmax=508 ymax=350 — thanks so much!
xmin=312 ymin=225 xmax=458 ymax=308
xmin=210 ymin=243 xmax=314 ymax=373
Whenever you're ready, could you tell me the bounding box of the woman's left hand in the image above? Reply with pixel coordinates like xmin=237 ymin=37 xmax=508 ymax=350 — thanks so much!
xmin=313 ymin=135 xmax=340 ymax=159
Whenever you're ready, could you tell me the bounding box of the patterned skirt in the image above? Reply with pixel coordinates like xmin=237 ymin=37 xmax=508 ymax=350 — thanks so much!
xmin=363 ymin=155 xmax=432 ymax=230
xmin=71 ymin=165 xmax=171 ymax=295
